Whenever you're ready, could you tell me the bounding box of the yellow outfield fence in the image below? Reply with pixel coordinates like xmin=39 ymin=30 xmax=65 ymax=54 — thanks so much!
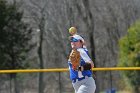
xmin=0 ymin=67 xmax=140 ymax=74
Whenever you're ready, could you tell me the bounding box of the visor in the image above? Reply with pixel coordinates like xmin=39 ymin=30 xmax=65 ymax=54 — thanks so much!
xmin=70 ymin=37 xmax=80 ymax=42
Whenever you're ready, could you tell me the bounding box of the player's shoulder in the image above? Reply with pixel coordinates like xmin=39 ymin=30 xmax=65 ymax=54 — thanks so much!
xmin=77 ymin=48 xmax=87 ymax=53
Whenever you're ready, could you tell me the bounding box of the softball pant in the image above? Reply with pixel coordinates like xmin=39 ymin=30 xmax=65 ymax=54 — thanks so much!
xmin=72 ymin=76 xmax=96 ymax=93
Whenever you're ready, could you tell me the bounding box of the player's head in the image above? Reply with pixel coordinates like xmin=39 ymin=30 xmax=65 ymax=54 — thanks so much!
xmin=69 ymin=27 xmax=77 ymax=35
xmin=70 ymin=35 xmax=84 ymax=43
xmin=70 ymin=35 xmax=83 ymax=48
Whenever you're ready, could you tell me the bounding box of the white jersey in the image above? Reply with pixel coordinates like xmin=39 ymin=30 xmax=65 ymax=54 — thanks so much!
xmin=77 ymin=48 xmax=92 ymax=63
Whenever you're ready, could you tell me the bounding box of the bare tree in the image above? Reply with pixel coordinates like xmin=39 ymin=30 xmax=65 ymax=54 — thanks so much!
xmin=23 ymin=0 xmax=48 ymax=93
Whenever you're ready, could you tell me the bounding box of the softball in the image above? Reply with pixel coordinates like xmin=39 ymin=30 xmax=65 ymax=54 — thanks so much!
xmin=69 ymin=27 xmax=77 ymax=35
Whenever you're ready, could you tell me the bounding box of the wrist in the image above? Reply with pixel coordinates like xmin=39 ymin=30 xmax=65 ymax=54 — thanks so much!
xmin=78 ymin=66 xmax=84 ymax=71
xmin=83 ymin=63 xmax=92 ymax=70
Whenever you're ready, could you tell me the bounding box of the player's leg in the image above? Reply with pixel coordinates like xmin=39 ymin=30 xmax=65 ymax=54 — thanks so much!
xmin=77 ymin=77 xmax=96 ymax=93
xmin=72 ymin=81 xmax=80 ymax=93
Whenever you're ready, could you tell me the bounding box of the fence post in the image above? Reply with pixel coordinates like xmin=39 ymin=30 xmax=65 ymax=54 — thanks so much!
xmin=58 ymin=72 xmax=61 ymax=93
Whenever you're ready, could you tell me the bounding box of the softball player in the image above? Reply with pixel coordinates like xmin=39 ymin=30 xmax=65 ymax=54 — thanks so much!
xmin=68 ymin=35 xmax=96 ymax=93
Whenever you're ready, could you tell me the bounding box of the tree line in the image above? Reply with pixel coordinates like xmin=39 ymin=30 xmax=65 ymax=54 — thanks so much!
xmin=0 ymin=0 xmax=140 ymax=93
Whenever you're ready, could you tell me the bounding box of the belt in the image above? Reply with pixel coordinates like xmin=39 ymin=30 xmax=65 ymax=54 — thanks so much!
xmin=72 ymin=75 xmax=91 ymax=83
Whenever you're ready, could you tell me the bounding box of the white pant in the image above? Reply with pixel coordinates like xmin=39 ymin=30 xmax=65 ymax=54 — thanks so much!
xmin=72 ymin=77 xmax=96 ymax=93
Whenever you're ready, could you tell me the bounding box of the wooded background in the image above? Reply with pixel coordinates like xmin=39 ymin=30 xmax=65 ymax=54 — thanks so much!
xmin=0 ymin=0 xmax=140 ymax=93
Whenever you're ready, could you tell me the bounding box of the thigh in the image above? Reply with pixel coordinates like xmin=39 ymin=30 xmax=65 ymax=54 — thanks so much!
xmin=72 ymin=81 xmax=81 ymax=93
xmin=77 ymin=77 xmax=96 ymax=93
